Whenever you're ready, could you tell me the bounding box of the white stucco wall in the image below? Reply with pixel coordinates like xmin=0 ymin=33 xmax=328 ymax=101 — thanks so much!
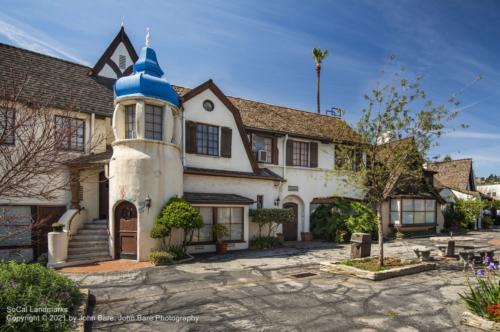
xmin=478 ymin=184 xmax=500 ymax=200
xmin=80 ymin=168 xmax=100 ymax=222
xmin=183 ymin=89 xmax=254 ymax=173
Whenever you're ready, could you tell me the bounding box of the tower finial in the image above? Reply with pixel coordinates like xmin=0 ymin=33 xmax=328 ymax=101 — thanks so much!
xmin=121 ymin=16 xmax=125 ymax=27
xmin=145 ymin=27 xmax=151 ymax=47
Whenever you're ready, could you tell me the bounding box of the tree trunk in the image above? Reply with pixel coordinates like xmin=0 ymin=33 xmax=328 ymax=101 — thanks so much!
xmin=377 ymin=203 xmax=384 ymax=267
xmin=316 ymin=65 xmax=321 ymax=114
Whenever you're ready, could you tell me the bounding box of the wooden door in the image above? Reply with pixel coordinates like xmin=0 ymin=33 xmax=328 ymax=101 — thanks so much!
xmin=114 ymin=202 xmax=137 ymax=259
xmin=99 ymin=171 xmax=109 ymax=220
xmin=283 ymin=203 xmax=298 ymax=241
xmin=32 ymin=206 xmax=66 ymax=259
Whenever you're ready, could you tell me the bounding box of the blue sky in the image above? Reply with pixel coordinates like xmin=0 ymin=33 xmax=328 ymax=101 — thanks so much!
xmin=0 ymin=0 xmax=499 ymax=176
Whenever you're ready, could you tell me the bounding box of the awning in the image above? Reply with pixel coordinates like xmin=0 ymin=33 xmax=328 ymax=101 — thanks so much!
xmin=183 ymin=192 xmax=255 ymax=205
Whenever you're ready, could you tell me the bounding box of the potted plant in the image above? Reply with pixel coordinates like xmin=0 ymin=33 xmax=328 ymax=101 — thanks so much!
xmin=52 ymin=222 xmax=64 ymax=232
xmin=212 ymin=224 xmax=229 ymax=254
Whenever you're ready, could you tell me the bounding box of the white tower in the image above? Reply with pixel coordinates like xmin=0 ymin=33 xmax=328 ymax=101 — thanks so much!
xmin=109 ymin=31 xmax=183 ymax=261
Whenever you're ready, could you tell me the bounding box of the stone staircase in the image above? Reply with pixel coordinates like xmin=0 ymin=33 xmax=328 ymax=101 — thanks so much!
xmin=67 ymin=219 xmax=112 ymax=263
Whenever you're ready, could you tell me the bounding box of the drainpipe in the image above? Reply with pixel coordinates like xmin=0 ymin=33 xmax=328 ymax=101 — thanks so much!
xmin=181 ymin=106 xmax=186 ymax=166
xmin=283 ymin=134 xmax=288 ymax=180
xmin=90 ymin=113 xmax=95 ymax=153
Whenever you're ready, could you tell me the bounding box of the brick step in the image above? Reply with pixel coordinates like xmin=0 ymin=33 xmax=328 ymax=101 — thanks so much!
xmin=65 ymin=256 xmax=113 ymax=265
xmin=71 ymin=234 xmax=108 ymax=242
xmin=81 ymin=223 xmax=108 ymax=230
xmin=68 ymin=245 xmax=109 ymax=255
xmin=69 ymin=240 xmax=108 ymax=248
xmin=76 ymin=229 xmax=108 ymax=235
xmin=67 ymin=252 xmax=112 ymax=261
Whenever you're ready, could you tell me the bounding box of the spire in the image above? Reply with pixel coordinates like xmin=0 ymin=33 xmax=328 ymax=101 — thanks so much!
xmin=145 ymin=27 xmax=151 ymax=47
xmin=121 ymin=16 xmax=125 ymax=27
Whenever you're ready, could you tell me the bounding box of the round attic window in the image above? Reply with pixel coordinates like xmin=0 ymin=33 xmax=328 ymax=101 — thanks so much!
xmin=203 ymin=99 xmax=214 ymax=112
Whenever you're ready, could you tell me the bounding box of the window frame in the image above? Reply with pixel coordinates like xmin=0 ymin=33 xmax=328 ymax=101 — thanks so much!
xmin=144 ymin=104 xmax=163 ymax=141
xmin=55 ymin=115 xmax=85 ymax=152
xmin=195 ymin=123 xmax=219 ymax=156
xmin=0 ymin=108 xmax=15 ymax=145
xmin=190 ymin=206 xmax=244 ymax=244
xmin=125 ymin=104 xmax=136 ymax=139
xmin=250 ymin=133 xmax=273 ymax=163
xmin=291 ymin=140 xmax=309 ymax=167
xmin=389 ymin=197 xmax=437 ymax=226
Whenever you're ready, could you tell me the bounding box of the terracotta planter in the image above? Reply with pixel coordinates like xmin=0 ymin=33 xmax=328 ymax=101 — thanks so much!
xmin=216 ymin=242 xmax=228 ymax=254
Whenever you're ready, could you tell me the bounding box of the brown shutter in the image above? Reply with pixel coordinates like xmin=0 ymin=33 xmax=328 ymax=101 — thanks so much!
xmin=221 ymin=127 xmax=232 ymax=158
xmin=272 ymin=136 xmax=279 ymax=165
xmin=185 ymin=121 xmax=197 ymax=154
xmin=309 ymin=142 xmax=318 ymax=168
xmin=286 ymin=139 xmax=293 ymax=166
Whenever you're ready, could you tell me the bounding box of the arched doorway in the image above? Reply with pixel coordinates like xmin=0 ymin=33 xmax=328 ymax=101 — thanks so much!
xmin=283 ymin=202 xmax=298 ymax=241
xmin=114 ymin=201 xmax=137 ymax=259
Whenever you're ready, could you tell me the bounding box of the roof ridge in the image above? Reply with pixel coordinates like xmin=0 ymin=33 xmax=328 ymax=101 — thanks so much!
xmin=227 ymin=94 xmax=350 ymax=122
xmin=430 ymin=158 xmax=472 ymax=165
xmin=0 ymin=42 xmax=90 ymax=70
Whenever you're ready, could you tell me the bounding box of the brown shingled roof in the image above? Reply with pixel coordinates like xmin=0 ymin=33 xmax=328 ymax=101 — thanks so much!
xmin=174 ymin=85 xmax=361 ymax=143
xmin=0 ymin=43 xmax=114 ymax=117
xmin=0 ymin=43 xmax=360 ymax=144
xmin=428 ymin=158 xmax=476 ymax=192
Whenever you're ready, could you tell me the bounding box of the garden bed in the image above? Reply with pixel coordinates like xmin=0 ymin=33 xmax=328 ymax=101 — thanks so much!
xmin=320 ymin=257 xmax=436 ymax=281
xmin=461 ymin=311 xmax=499 ymax=331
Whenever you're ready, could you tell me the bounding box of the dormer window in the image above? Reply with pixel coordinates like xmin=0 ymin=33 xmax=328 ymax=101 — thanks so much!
xmin=125 ymin=105 xmax=136 ymax=139
xmin=145 ymin=104 xmax=163 ymax=140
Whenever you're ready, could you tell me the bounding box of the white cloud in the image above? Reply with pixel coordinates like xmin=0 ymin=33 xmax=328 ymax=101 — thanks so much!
xmin=446 ymin=131 xmax=500 ymax=140
xmin=0 ymin=13 xmax=89 ymax=65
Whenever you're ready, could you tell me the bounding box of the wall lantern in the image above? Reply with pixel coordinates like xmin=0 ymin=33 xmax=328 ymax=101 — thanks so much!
xmin=145 ymin=195 xmax=152 ymax=209
xmin=274 ymin=197 xmax=280 ymax=207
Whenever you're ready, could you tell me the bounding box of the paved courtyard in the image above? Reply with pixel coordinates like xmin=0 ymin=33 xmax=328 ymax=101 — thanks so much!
xmin=66 ymin=230 xmax=500 ymax=331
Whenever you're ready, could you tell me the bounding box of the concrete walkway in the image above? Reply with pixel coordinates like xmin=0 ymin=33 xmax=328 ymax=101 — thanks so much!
xmin=64 ymin=230 xmax=499 ymax=331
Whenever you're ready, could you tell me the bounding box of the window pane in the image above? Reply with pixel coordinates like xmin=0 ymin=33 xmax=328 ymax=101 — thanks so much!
xmin=56 ymin=116 xmax=84 ymax=151
xmin=217 ymin=208 xmax=231 ymax=224
xmin=145 ymin=104 xmax=162 ymax=140
xmin=414 ymin=200 xmax=425 ymax=211
xmin=390 ymin=199 xmax=400 ymax=212
xmin=402 ymin=199 xmax=413 ymax=211
xmin=425 ymin=212 xmax=435 ymax=224
xmin=414 ymin=212 xmax=425 ymax=224
xmin=391 ymin=212 xmax=400 ymax=224
xmin=230 ymin=224 xmax=243 ymax=240
xmin=252 ymin=135 xmax=272 ymax=163
xmin=402 ymin=212 xmax=413 ymax=224
xmin=196 ymin=124 xmax=219 ymax=156
xmin=292 ymin=141 xmax=309 ymax=167
xmin=193 ymin=207 xmax=213 ymax=243
xmin=425 ymin=200 xmax=436 ymax=211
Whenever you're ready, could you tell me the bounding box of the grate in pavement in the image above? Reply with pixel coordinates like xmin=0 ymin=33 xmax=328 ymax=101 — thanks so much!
xmin=289 ymin=272 xmax=317 ymax=279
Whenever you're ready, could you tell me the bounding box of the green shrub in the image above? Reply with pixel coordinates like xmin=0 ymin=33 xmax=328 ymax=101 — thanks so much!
xmin=149 ymin=251 xmax=174 ymax=266
xmin=51 ymin=222 xmax=64 ymax=232
xmin=446 ymin=199 xmax=485 ymax=230
xmin=250 ymin=236 xmax=283 ymax=250
xmin=156 ymin=197 xmax=203 ymax=252
xmin=249 ymin=208 xmax=294 ymax=236
xmin=212 ymin=224 xmax=229 ymax=244
xmin=150 ymin=223 xmax=171 ymax=250
xmin=0 ymin=261 xmax=81 ymax=331
xmin=311 ymin=200 xmax=375 ymax=242
xmin=166 ymin=245 xmax=189 ymax=261
xmin=345 ymin=202 xmax=378 ymax=234
xmin=482 ymin=215 xmax=494 ymax=229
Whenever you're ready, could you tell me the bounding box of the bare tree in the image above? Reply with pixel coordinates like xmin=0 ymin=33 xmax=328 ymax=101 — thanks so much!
xmin=0 ymin=69 xmax=103 ymax=251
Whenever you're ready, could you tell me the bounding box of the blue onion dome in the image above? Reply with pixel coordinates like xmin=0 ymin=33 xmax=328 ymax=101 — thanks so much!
xmin=114 ymin=31 xmax=179 ymax=107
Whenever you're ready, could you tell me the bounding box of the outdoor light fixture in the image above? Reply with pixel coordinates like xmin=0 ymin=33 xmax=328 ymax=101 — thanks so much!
xmin=145 ymin=195 xmax=152 ymax=209
xmin=274 ymin=197 xmax=280 ymax=206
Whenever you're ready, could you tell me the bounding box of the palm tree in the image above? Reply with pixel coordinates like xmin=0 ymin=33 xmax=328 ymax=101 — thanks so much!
xmin=312 ymin=48 xmax=329 ymax=114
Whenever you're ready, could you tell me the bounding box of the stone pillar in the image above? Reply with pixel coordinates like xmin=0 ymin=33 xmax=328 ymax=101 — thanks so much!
xmin=69 ymin=169 xmax=80 ymax=209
